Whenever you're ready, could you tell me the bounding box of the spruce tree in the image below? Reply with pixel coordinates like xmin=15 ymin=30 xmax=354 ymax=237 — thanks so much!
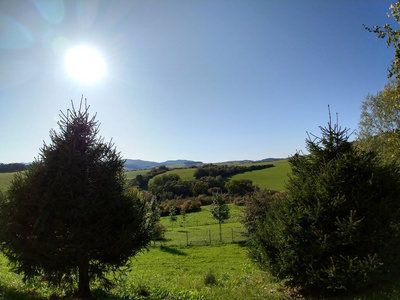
xmin=247 ymin=113 xmax=400 ymax=295
xmin=0 ymin=100 xmax=156 ymax=298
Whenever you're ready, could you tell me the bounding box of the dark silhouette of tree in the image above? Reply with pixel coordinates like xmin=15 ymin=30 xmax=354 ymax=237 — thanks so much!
xmin=247 ymin=112 xmax=400 ymax=295
xmin=0 ymin=99 xmax=157 ymax=298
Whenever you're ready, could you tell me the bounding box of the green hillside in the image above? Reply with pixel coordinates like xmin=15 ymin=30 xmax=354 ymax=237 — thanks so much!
xmin=230 ymin=159 xmax=290 ymax=191
xmin=0 ymin=172 xmax=17 ymax=191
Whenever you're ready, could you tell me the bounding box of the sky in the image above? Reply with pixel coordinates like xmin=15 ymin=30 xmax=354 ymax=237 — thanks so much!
xmin=0 ymin=0 xmax=398 ymax=164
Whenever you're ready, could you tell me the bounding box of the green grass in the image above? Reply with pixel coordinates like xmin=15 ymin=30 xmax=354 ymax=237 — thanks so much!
xmin=1 ymin=204 xmax=400 ymax=299
xmin=149 ymin=168 xmax=196 ymax=184
xmin=230 ymin=159 xmax=291 ymax=191
xmin=125 ymin=169 xmax=151 ymax=181
xmin=0 ymin=244 xmax=286 ymax=300
xmin=159 ymin=205 xmax=246 ymax=246
xmin=0 ymin=173 xmax=17 ymax=191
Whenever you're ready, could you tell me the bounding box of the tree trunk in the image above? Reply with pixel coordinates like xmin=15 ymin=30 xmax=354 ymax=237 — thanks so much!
xmin=219 ymin=222 xmax=222 ymax=242
xmin=77 ymin=262 xmax=91 ymax=299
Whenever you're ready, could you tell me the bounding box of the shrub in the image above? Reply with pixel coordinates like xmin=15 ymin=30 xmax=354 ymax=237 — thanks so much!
xmin=247 ymin=116 xmax=400 ymax=295
xmin=226 ymin=179 xmax=256 ymax=196
xmin=204 ymin=270 xmax=218 ymax=286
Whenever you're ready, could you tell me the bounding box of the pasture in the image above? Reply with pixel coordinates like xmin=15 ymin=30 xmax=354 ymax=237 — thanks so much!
xmin=1 ymin=204 xmax=399 ymax=299
xmin=231 ymin=159 xmax=290 ymax=191
xmin=0 ymin=173 xmax=17 ymax=191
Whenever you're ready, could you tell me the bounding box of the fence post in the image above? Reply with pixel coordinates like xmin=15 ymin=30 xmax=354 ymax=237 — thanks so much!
xmin=186 ymin=232 xmax=188 ymax=246
xmin=209 ymin=230 xmax=211 ymax=244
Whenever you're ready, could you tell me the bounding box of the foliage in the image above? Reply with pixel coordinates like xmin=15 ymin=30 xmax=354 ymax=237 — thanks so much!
xmin=0 ymin=163 xmax=28 ymax=173
xmin=365 ymin=2 xmax=400 ymax=80
xmin=159 ymin=198 xmax=202 ymax=217
xmin=130 ymin=166 xmax=169 ymax=189
xmin=169 ymin=207 xmax=178 ymax=230
xmin=226 ymin=179 xmax=256 ymax=196
xmin=151 ymin=223 xmax=168 ymax=241
xmin=243 ymin=189 xmax=286 ymax=237
xmin=247 ymin=115 xmax=400 ymax=295
xmin=210 ymin=193 xmax=230 ymax=242
xmin=149 ymin=173 xmax=194 ymax=201
xmin=0 ymin=101 xmax=157 ymax=298
xmin=194 ymin=163 xmax=273 ymax=179
xmin=358 ymin=79 xmax=400 ymax=164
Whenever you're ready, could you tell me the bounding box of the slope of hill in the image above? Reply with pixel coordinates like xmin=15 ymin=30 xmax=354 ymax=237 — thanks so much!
xmin=231 ymin=159 xmax=290 ymax=191
xmin=124 ymin=159 xmax=202 ymax=170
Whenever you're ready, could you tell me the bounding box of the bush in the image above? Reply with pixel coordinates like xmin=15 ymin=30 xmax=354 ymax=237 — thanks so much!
xmin=152 ymin=223 xmax=167 ymax=241
xmin=247 ymin=117 xmax=400 ymax=295
xmin=204 ymin=270 xmax=218 ymax=286
xmin=226 ymin=179 xmax=256 ymax=196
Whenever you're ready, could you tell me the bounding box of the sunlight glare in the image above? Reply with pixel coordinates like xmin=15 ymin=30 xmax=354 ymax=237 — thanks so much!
xmin=65 ymin=45 xmax=105 ymax=83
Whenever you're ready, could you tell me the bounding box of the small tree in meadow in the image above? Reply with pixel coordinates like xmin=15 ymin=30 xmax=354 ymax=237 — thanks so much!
xmin=180 ymin=206 xmax=187 ymax=227
xmin=210 ymin=193 xmax=230 ymax=242
xmin=0 ymin=100 xmax=157 ymax=298
xmin=169 ymin=206 xmax=177 ymax=230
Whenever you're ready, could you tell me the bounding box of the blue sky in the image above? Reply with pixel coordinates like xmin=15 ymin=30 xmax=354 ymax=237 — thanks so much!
xmin=0 ymin=0 xmax=397 ymax=164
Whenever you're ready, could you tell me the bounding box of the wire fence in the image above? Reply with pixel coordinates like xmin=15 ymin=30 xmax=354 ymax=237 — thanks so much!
xmin=153 ymin=227 xmax=247 ymax=247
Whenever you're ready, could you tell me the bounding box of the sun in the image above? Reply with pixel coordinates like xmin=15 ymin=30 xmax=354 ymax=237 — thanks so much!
xmin=65 ymin=45 xmax=105 ymax=83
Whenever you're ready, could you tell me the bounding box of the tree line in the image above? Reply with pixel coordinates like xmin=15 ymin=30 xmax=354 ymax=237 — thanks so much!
xmin=0 ymin=163 xmax=28 ymax=173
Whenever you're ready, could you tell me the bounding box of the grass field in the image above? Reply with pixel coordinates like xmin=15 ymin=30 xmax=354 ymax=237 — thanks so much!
xmin=159 ymin=204 xmax=246 ymax=246
xmin=0 ymin=172 xmax=17 ymax=191
xmin=231 ymin=159 xmax=291 ymax=191
xmin=1 ymin=202 xmax=400 ymax=299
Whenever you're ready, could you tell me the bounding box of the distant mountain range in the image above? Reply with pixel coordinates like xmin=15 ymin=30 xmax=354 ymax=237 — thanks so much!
xmin=124 ymin=158 xmax=284 ymax=171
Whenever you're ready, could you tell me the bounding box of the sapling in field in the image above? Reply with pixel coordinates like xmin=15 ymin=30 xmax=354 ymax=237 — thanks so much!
xmin=210 ymin=193 xmax=230 ymax=242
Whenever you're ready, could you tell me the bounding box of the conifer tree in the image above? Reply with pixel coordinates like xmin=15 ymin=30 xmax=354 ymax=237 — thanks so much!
xmin=247 ymin=113 xmax=400 ymax=295
xmin=0 ymin=99 xmax=156 ymax=298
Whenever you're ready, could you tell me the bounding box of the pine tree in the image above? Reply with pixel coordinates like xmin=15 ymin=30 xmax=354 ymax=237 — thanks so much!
xmin=0 ymin=99 xmax=157 ymax=298
xmin=247 ymin=113 xmax=400 ymax=295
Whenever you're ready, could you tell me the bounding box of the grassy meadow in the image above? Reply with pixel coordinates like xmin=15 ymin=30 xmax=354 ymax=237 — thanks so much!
xmin=1 ymin=203 xmax=400 ymax=299
xmin=0 ymin=172 xmax=16 ymax=191
xmin=159 ymin=204 xmax=246 ymax=246
xmin=230 ymin=160 xmax=291 ymax=191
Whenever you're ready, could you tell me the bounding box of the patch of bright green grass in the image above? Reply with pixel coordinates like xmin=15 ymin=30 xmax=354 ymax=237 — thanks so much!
xmin=124 ymin=169 xmax=150 ymax=181
xmin=231 ymin=159 xmax=291 ymax=191
xmin=0 ymin=173 xmax=17 ymax=191
xmin=119 ymin=243 xmax=286 ymax=300
xmin=149 ymin=168 xmax=196 ymax=184
xmin=159 ymin=205 xmax=246 ymax=246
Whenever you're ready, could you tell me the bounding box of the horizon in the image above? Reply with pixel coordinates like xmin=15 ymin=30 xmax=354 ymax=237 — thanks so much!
xmin=1 ymin=0 xmax=396 ymax=164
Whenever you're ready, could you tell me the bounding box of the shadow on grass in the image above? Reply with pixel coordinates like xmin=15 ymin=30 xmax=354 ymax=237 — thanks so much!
xmin=0 ymin=284 xmax=46 ymax=300
xmin=159 ymin=246 xmax=188 ymax=256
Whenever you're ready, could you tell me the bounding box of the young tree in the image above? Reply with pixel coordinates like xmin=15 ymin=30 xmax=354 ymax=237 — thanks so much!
xmin=0 ymin=100 xmax=157 ymax=298
xmin=247 ymin=114 xmax=400 ymax=295
xmin=210 ymin=193 xmax=230 ymax=242
xmin=169 ymin=206 xmax=177 ymax=230
xmin=180 ymin=206 xmax=187 ymax=227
